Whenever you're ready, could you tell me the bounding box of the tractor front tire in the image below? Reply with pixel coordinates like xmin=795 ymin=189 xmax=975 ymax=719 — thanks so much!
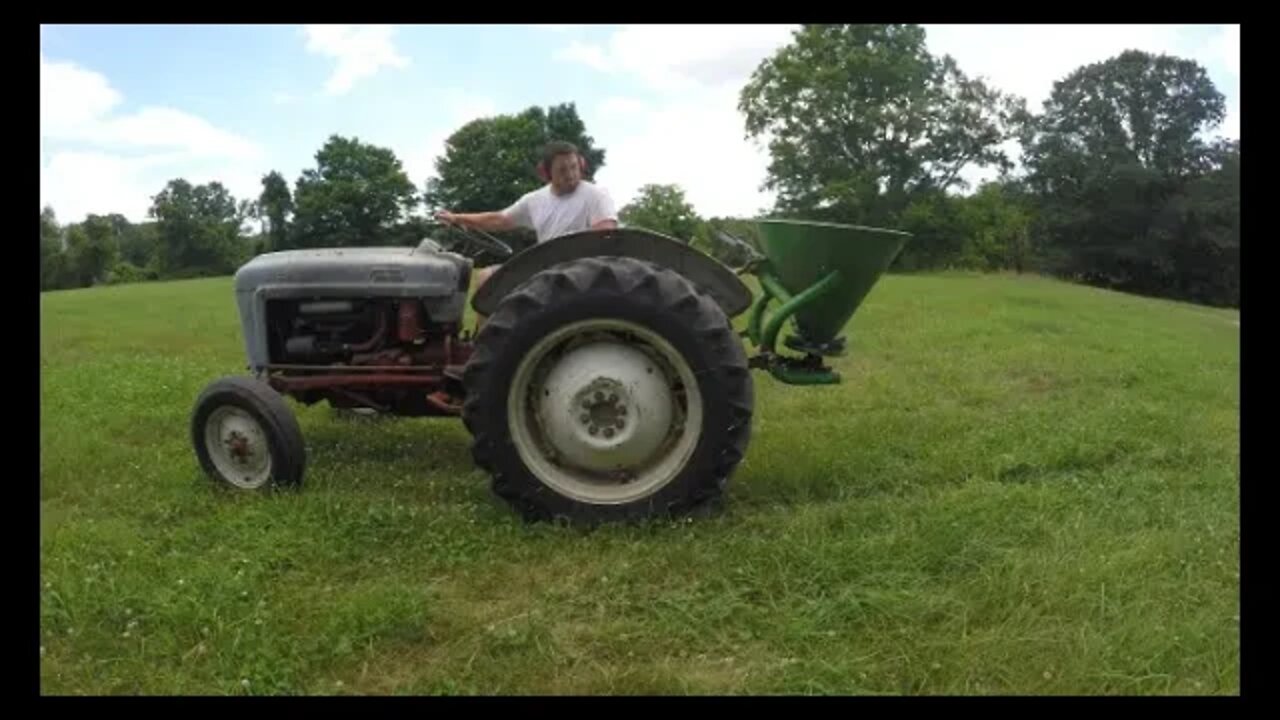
xmin=191 ymin=376 xmax=307 ymax=492
xmin=461 ymin=257 xmax=754 ymax=525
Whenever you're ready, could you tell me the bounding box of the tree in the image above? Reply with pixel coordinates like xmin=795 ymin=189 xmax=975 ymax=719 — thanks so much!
xmin=955 ymin=181 xmax=1035 ymax=272
xmin=60 ymin=223 xmax=113 ymax=287
xmin=619 ymin=184 xmax=703 ymax=241
xmin=739 ymin=24 xmax=1025 ymax=227
xmin=1149 ymin=139 xmax=1239 ymax=306
xmin=118 ymin=222 xmax=160 ymax=269
xmin=149 ymin=179 xmax=246 ymax=276
xmin=290 ymin=135 xmax=419 ymax=248
xmin=423 ymin=102 xmax=607 ymax=253
xmin=894 ymin=190 xmax=967 ymax=271
xmin=40 ymin=206 xmax=59 ymax=245
xmin=1020 ymin=50 xmax=1232 ymax=302
xmin=68 ymin=215 xmax=121 ymax=285
xmin=425 ymin=108 xmax=544 ymax=215
xmin=258 ymin=170 xmax=294 ymax=251
xmin=40 ymin=206 xmax=71 ymax=291
xmin=1022 ymin=50 xmax=1226 ymax=185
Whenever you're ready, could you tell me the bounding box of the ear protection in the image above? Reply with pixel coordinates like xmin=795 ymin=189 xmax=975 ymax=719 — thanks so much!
xmin=537 ymin=153 xmax=589 ymax=182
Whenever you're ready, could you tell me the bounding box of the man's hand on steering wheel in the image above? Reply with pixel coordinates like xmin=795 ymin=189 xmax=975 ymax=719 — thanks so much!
xmin=433 ymin=211 xmax=514 ymax=259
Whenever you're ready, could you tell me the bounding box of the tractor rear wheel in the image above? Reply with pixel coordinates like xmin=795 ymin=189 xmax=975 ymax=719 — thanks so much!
xmin=461 ymin=257 xmax=754 ymax=524
xmin=191 ymin=376 xmax=307 ymax=491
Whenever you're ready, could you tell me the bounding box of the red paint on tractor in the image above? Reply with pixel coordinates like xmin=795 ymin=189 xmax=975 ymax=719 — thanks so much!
xmin=398 ymin=301 xmax=424 ymax=343
xmin=270 ymin=374 xmax=444 ymax=392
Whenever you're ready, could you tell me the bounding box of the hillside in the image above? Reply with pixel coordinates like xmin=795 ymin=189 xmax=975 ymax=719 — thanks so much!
xmin=39 ymin=272 xmax=1240 ymax=695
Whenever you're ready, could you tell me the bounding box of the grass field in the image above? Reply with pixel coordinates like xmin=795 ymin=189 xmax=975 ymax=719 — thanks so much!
xmin=39 ymin=270 xmax=1240 ymax=695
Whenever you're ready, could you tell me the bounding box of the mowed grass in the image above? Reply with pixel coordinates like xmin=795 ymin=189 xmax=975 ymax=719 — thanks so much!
xmin=39 ymin=270 xmax=1239 ymax=695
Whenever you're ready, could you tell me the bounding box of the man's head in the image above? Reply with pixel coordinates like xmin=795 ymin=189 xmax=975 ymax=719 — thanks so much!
xmin=538 ymin=141 xmax=587 ymax=195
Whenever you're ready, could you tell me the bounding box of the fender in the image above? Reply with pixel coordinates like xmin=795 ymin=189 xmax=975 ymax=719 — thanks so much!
xmin=471 ymin=227 xmax=754 ymax=318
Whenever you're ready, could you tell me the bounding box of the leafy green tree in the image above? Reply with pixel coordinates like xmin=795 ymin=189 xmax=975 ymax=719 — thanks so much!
xmin=258 ymin=170 xmax=294 ymax=251
xmin=955 ymin=182 xmax=1035 ymax=272
xmin=149 ymin=179 xmax=246 ymax=276
xmin=290 ymin=135 xmax=419 ymax=248
xmin=1020 ymin=49 xmax=1233 ymax=302
xmin=619 ymin=184 xmax=703 ymax=241
xmin=40 ymin=206 xmax=72 ymax=290
xmin=118 ymin=222 xmax=160 ymax=269
xmin=740 ymin=24 xmax=1025 ymax=227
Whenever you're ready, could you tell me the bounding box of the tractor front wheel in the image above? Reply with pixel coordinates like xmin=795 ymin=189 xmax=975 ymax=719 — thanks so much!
xmin=461 ymin=257 xmax=754 ymax=524
xmin=191 ymin=376 xmax=307 ymax=491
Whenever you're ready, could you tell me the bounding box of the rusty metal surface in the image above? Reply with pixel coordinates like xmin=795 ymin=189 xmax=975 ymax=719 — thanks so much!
xmin=264 ymin=364 xmax=439 ymax=373
xmin=269 ymin=374 xmax=444 ymax=391
xmin=424 ymin=391 xmax=463 ymax=414
xmin=262 ymin=321 xmax=473 ymax=417
xmin=397 ymin=300 xmax=425 ymax=343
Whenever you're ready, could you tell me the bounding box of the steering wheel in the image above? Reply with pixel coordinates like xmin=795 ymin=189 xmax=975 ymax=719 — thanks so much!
xmin=434 ymin=219 xmax=514 ymax=259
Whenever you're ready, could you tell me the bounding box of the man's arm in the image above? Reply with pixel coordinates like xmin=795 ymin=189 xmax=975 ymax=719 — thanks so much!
xmin=588 ymin=186 xmax=619 ymax=231
xmin=440 ymin=191 xmax=533 ymax=233
xmin=436 ymin=210 xmax=518 ymax=233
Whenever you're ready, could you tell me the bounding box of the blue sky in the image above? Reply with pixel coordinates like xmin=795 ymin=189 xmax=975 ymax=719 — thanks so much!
xmin=40 ymin=24 xmax=1240 ymax=224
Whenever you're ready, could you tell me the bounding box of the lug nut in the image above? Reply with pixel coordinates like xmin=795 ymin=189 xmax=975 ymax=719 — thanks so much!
xmin=608 ymin=393 xmax=618 ymax=404
xmin=588 ymin=426 xmax=598 ymax=436
xmin=580 ymin=414 xmax=590 ymax=424
xmin=595 ymin=391 xmax=604 ymax=402
xmin=604 ymin=428 xmax=615 ymax=439
xmin=618 ymin=406 xmax=627 ymax=416
xmin=616 ymin=419 xmax=625 ymax=429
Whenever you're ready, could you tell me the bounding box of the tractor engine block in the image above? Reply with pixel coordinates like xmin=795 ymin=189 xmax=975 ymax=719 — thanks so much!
xmin=263 ymin=297 xmax=470 ymax=416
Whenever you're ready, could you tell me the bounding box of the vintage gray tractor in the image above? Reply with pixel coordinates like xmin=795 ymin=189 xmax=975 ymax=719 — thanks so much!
xmin=191 ymin=220 xmax=909 ymax=523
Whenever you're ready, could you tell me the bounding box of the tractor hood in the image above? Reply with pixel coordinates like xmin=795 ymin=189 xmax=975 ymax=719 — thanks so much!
xmin=231 ymin=246 xmax=472 ymax=372
xmin=234 ymin=247 xmax=470 ymax=298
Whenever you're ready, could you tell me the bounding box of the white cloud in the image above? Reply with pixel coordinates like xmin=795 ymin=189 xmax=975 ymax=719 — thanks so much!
xmin=1218 ymin=24 xmax=1239 ymax=78
xmin=922 ymin=24 xmax=1194 ymax=112
xmin=40 ymin=54 xmax=122 ymax=138
xmin=1222 ymin=99 xmax=1240 ymax=140
xmin=593 ymin=96 xmax=645 ymax=115
xmin=99 ymin=108 xmax=261 ymax=160
xmin=303 ymin=24 xmax=409 ymax=96
xmin=555 ymin=41 xmax=612 ymax=72
xmin=556 ymin=24 xmax=797 ymax=93
xmin=1210 ymin=25 xmax=1240 ymax=139
xmin=40 ymin=54 xmax=265 ymax=223
xmin=554 ymin=25 xmax=795 ymax=217
xmin=587 ymin=87 xmax=775 ymax=219
xmin=41 ymin=152 xmax=164 ymax=223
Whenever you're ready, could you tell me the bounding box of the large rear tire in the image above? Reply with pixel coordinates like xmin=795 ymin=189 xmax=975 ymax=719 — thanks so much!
xmin=461 ymin=257 xmax=753 ymax=524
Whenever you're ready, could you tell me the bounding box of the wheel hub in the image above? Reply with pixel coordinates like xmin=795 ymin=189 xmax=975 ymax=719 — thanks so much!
xmin=577 ymin=383 xmax=628 ymax=437
xmin=536 ymin=340 xmax=676 ymax=474
xmin=226 ymin=432 xmax=252 ymax=462
xmin=204 ymin=407 xmax=272 ymax=489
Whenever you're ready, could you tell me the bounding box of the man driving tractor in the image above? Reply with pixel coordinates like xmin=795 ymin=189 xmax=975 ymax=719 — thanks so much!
xmin=436 ymin=140 xmax=619 ymax=290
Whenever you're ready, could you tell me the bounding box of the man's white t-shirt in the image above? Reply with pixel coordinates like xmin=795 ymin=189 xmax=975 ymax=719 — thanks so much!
xmin=502 ymin=182 xmax=617 ymax=242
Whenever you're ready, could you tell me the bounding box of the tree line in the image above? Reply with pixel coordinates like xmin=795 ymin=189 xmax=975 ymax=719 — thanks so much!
xmin=40 ymin=25 xmax=1239 ymax=308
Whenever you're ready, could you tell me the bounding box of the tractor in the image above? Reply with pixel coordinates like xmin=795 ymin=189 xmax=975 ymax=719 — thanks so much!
xmin=190 ymin=219 xmax=909 ymax=524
